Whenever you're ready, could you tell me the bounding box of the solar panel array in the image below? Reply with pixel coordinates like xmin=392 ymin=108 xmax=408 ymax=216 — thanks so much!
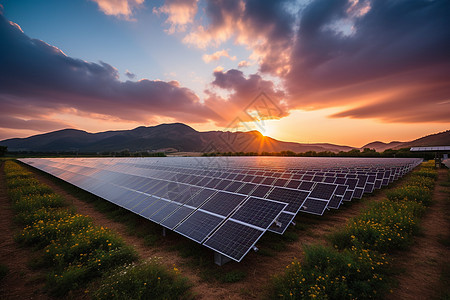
xmin=19 ymin=157 xmax=422 ymax=263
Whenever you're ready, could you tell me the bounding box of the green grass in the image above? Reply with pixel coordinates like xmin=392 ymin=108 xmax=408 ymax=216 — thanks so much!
xmin=272 ymin=245 xmax=391 ymax=299
xmin=329 ymin=200 xmax=426 ymax=252
xmin=16 ymin=214 xmax=93 ymax=248
xmin=3 ymin=161 xmax=138 ymax=296
xmin=92 ymin=259 xmax=192 ymax=300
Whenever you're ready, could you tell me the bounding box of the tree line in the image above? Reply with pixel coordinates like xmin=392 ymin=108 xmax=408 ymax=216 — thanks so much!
xmin=202 ymin=147 xmax=435 ymax=159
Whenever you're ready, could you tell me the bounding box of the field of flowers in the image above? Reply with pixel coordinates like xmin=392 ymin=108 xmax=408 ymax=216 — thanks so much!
xmin=3 ymin=161 xmax=192 ymax=298
xmin=272 ymin=161 xmax=438 ymax=299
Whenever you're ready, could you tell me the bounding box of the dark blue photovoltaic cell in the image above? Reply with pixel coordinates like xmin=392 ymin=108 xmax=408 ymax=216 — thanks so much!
xmin=375 ymin=180 xmax=382 ymax=189
xmin=175 ymin=210 xmax=224 ymax=243
xmin=309 ymin=183 xmax=337 ymax=201
xmin=148 ymin=202 xmax=181 ymax=223
xmin=160 ymin=206 xmax=194 ymax=229
xmin=215 ymin=179 xmax=233 ymax=190
xmin=334 ymin=184 xmax=347 ymax=196
xmin=196 ymin=177 xmax=212 ymax=186
xmin=353 ymin=188 xmax=364 ymax=199
xmin=237 ymin=183 xmax=257 ymax=194
xmin=131 ymin=196 xmax=160 ymax=214
xmin=364 ymin=182 xmax=375 ymax=193
xmin=122 ymin=192 xmax=150 ymax=207
xmin=327 ymin=195 xmax=343 ymax=209
xmin=302 ymin=175 xmax=313 ymax=181
xmin=141 ymin=199 xmax=169 ymax=218
xmin=205 ymin=178 xmax=221 ymax=188
xmin=185 ymin=188 xmax=216 ymax=207
xmin=356 ymin=175 xmax=368 ymax=188
xmin=223 ymin=181 xmax=243 ymax=192
xmin=203 ymin=220 xmax=263 ymax=262
xmin=173 ymin=186 xmax=201 ymax=203
xmin=260 ymin=177 xmax=275 ymax=185
xmin=286 ymin=179 xmax=301 ymax=189
xmin=334 ymin=177 xmax=346 ymax=184
xmin=266 ymin=187 xmax=309 ymax=213
xmin=273 ymin=178 xmax=288 ymax=187
xmin=312 ymin=175 xmax=324 ymax=182
xmin=345 ymin=178 xmax=358 ymax=189
xmin=299 ymin=181 xmax=315 ymax=191
xmin=268 ymin=212 xmax=296 ymax=234
xmin=166 ymin=183 xmax=189 ymax=200
xmin=200 ymin=192 xmax=246 ymax=217
xmin=343 ymin=190 xmax=353 ymax=201
xmin=300 ymin=198 xmax=329 ymax=215
xmin=250 ymin=185 xmax=271 ymax=198
xmin=230 ymin=197 xmax=286 ymax=229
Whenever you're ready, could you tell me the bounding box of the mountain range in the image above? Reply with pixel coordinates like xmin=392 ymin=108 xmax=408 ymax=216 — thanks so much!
xmin=0 ymin=123 xmax=449 ymax=153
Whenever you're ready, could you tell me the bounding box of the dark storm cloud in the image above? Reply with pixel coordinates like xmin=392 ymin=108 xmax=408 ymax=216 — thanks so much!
xmin=198 ymin=0 xmax=450 ymax=123
xmin=125 ymin=70 xmax=136 ymax=79
xmin=205 ymin=69 xmax=288 ymax=124
xmin=186 ymin=0 xmax=295 ymax=75
xmin=285 ymin=0 xmax=450 ymax=121
xmin=0 ymin=115 xmax=71 ymax=132
xmin=0 ymin=12 xmax=220 ymax=133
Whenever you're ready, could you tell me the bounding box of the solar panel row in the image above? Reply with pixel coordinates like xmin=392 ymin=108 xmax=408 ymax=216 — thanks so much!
xmin=19 ymin=157 xmax=421 ymax=262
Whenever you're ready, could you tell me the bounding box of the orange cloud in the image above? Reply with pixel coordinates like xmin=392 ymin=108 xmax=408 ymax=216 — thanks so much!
xmin=90 ymin=0 xmax=144 ymax=19
xmin=238 ymin=60 xmax=250 ymax=68
xmin=154 ymin=0 xmax=198 ymax=33
xmin=181 ymin=1 xmax=294 ymax=77
xmin=202 ymin=50 xmax=236 ymax=63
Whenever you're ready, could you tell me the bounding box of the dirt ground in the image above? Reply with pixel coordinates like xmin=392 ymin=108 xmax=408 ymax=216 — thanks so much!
xmin=0 ymin=163 xmax=50 ymax=299
xmin=387 ymin=168 xmax=450 ymax=300
xmin=0 ymin=162 xmax=448 ymax=299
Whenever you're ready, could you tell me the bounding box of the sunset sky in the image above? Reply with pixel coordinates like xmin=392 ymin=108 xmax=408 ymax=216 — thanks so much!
xmin=1 ymin=0 xmax=449 ymax=147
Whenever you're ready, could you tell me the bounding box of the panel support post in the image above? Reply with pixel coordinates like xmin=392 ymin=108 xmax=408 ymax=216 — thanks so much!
xmin=214 ymin=252 xmax=232 ymax=266
xmin=162 ymin=227 xmax=166 ymax=237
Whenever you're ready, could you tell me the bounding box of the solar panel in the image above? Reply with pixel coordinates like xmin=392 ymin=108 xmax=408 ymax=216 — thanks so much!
xmin=199 ymin=192 xmax=246 ymax=217
xmin=300 ymin=198 xmax=329 ymax=215
xmin=237 ymin=183 xmax=257 ymax=194
xmin=308 ymin=183 xmax=337 ymax=201
xmin=185 ymin=188 xmax=216 ymax=207
xmin=327 ymin=195 xmax=343 ymax=209
xmin=203 ymin=220 xmax=264 ymax=262
xmin=266 ymin=187 xmax=309 ymax=213
xmin=230 ymin=197 xmax=287 ymax=229
xmin=20 ymin=156 xmax=422 ymax=264
xmin=327 ymin=185 xmax=347 ymax=209
xmin=268 ymin=212 xmax=296 ymax=234
xmin=286 ymin=179 xmax=301 ymax=189
xmin=353 ymin=188 xmax=364 ymax=199
xmin=343 ymin=190 xmax=353 ymax=201
xmin=141 ymin=199 xmax=170 ymax=219
xmin=250 ymin=185 xmax=272 ymax=198
xmin=299 ymin=181 xmax=315 ymax=191
xmin=160 ymin=206 xmax=194 ymax=229
xmin=172 ymin=186 xmax=201 ymax=203
xmin=174 ymin=210 xmax=224 ymax=243
xmin=148 ymin=202 xmax=180 ymax=223
xmin=223 ymin=181 xmax=243 ymax=192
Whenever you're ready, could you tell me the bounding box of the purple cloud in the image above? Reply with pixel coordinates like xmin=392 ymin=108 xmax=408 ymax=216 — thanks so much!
xmin=0 ymin=12 xmax=221 ymax=133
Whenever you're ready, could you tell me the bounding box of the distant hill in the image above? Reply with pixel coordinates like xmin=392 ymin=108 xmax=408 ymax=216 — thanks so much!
xmin=0 ymin=123 xmax=353 ymax=153
xmin=361 ymin=130 xmax=450 ymax=151
xmin=360 ymin=141 xmax=404 ymax=152
xmin=1 ymin=124 xmax=448 ymax=154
